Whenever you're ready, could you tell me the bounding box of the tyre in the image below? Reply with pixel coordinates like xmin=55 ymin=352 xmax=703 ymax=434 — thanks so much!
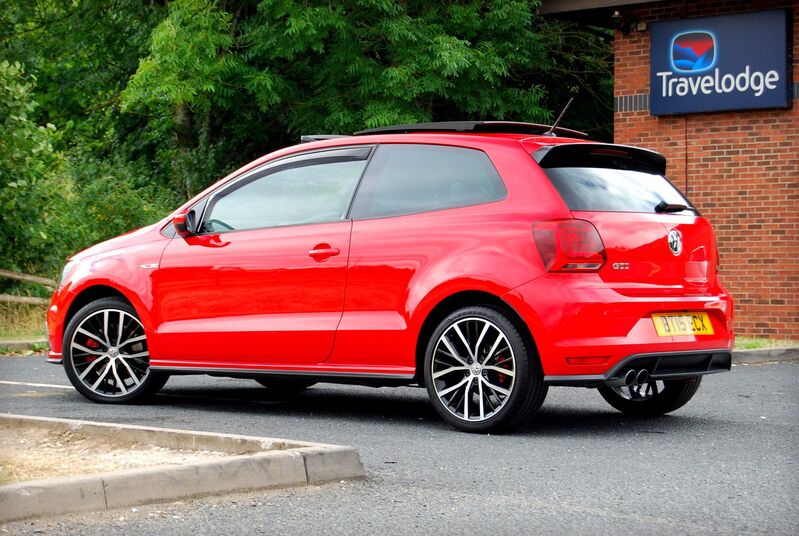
xmin=424 ymin=306 xmax=547 ymax=433
xmin=254 ymin=378 xmax=316 ymax=393
xmin=63 ymin=297 xmax=168 ymax=403
xmin=597 ymin=377 xmax=702 ymax=417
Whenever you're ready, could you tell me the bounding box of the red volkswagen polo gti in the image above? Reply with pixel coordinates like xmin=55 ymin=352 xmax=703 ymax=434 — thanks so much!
xmin=47 ymin=122 xmax=734 ymax=432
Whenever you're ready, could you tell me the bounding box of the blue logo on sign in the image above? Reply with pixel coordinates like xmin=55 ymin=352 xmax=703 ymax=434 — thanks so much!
xmin=670 ymin=31 xmax=716 ymax=72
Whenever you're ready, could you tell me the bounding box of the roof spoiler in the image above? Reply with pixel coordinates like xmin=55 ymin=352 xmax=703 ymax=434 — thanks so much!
xmin=532 ymin=143 xmax=667 ymax=175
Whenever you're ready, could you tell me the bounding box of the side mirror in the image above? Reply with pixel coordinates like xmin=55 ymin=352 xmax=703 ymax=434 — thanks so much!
xmin=172 ymin=210 xmax=196 ymax=237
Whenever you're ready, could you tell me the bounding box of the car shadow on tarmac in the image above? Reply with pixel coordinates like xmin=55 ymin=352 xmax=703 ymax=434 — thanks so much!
xmin=149 ymin=383 xmax=726 ymax=438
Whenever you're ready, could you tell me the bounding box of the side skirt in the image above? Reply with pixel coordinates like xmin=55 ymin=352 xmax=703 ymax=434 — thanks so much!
xmin=151 ymin=366 xmax=418 ymax=388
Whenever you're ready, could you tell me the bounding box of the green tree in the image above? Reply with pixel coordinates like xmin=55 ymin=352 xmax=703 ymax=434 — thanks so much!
xmin=122 ymin=0 xmax=612 ymax=196
xmin=0 ymin=60 xmax=69 ymax=276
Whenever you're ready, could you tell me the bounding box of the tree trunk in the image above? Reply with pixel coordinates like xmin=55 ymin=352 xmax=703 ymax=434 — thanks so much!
xmin=174 ymin=103 xmax=195 ymax=198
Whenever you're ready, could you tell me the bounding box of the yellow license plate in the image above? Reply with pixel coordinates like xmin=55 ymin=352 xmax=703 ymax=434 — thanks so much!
xmin=652 ymin=313 xmax=714 ymax=336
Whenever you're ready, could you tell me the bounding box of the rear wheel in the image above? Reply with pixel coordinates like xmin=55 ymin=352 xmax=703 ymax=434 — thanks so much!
xmin=63 ymin=298 xmax=168 ymax=403
xmin=424 ymin=306 xmax=547 ymax=433
xmin=597 ymin=377 xmax=702 ymax=416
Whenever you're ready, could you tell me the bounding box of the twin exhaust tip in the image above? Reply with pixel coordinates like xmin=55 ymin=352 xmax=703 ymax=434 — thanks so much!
xmin=623 ymin=369 xmax=650 ymax=387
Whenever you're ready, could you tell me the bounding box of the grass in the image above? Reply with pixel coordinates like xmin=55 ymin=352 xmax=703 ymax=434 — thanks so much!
xmin=0 ymin=303 xmax=47 ymax=342
xmin=734 ymin=337 xmax=798 ymax=350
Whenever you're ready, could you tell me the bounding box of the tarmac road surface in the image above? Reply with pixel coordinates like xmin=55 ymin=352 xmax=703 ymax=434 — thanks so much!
xmin=0 ymin=355 xmax=797 ymax=535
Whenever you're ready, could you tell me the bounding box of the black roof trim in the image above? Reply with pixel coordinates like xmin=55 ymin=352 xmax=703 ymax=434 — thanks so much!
xmin=533 ymin=143 xmax=667 ymax=175
xmin=300 ymin=134 xmax=351 ymax=143
xmin=353 ymin=121 xmax=589 ymax=139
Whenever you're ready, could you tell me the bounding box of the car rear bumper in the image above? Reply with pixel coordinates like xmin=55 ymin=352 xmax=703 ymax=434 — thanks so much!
xmin=544 ymin=349 xmax=731 ymax=386
xmin=503 ymin=273 xmax=734 ymax=378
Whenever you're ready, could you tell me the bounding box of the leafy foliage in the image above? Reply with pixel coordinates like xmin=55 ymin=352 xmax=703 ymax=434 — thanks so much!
xmin=0 ymin=60 xmax=69 ymax=276
xmin=1 ymin=0 xmax=612 ymax=279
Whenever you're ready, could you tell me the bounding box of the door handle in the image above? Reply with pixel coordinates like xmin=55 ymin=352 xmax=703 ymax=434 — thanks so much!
xmin=308 ymin=244 xmax=340 ymax=261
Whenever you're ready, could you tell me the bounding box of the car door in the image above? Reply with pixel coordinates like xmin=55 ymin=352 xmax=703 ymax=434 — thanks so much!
xmin=153 ymin=146 xmax=372 ymax=367
xmin=327 ymin=143 xmax=509 ymax=370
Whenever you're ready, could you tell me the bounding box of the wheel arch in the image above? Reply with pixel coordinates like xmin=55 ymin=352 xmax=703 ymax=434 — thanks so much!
xmin=63 ymin=284 xmax=138 ymax=336
xmin=413 ymin=290 xmax=537 ymax=383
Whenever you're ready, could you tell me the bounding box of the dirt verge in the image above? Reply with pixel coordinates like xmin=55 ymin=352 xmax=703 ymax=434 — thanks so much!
xmin=0 ymin=425 xmax=230 ymax=486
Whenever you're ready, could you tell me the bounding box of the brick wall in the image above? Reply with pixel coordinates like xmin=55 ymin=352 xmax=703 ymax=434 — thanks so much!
xmin=614 ymin=0 xmax=799 ymax=339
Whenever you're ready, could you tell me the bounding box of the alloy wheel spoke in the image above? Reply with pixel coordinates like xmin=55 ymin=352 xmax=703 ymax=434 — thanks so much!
xmin=111 ymin=361 xmax=128 ymax=394
xmin=118 ymin=334 xmax=146 ymax=348
xmin=121 ymin=351 xmax=149 ymax=359
xmin=463 ymin=377 xmax=473 ymax=419
xmin=452 ymin=324 xmax=475 ymax=361
xmin=484 ymin=386 xmax=498 ymax=412
xmin=102 ymin=310 xmax=111 ymax=347
xmin=481 ymin=380 xmax=500 ymax=402
xmin=613 ymin=380 xmax=663 ymax=402
xmin=117 ymin=311 xmax=126 ymax=346
xmin=76 ymin=327 xmax=108 ymax=348
xmin=482 ymin=333 xmax=505 ymax=365
xmin=480 ymin=376 xmax=510 ymax=396
xmin=483 ymin=365 xmax=515 ymax=378
xmin=492 ymin=355 xmax=513 ymax=367
xmin=473 ymin=322 xmax=490 ymax=361
xmin=90 ymin=361 xmax=113 ymax=390
xmin=440 ymin=337 xmax=469 ymax=367
xmin=438 ymin=376 xmax=470 ymax=398
xmin=118 ymin=358 xmax=141 ymax=387
xmin=432 ymin=365 xmax=469 ymax=379
xmin=78 ymin=355 xmax=108 ymax=380
xmin=478 ymin=377 xmax=485 ymax=420
xmin=72 ymin=343 xmax=105 ymax=356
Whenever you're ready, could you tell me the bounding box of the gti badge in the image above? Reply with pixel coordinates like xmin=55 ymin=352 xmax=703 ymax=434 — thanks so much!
xmin=667 ymin=229 xmax=683 ymax=256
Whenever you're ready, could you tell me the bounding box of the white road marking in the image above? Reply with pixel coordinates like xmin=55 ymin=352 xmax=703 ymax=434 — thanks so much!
xmin=0 ymin=380 xmax=281 ymax=405
xmin=0 ymin=380 xmax=73 ymax=390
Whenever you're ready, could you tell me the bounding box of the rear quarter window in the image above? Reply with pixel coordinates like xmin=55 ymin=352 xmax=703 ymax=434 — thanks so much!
xmin=350 ymin=144 xmax=507 ymax=219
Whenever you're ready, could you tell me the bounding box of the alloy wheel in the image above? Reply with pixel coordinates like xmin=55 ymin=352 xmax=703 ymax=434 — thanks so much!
xmin=69 ymin=308 xmax=150 ymax=397
xmin=431 ymin=317 xmax=516 ymax=422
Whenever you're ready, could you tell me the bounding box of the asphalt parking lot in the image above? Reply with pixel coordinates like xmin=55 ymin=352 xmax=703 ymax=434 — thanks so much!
xmin=1 ymin=355 xmax=797 ymax=535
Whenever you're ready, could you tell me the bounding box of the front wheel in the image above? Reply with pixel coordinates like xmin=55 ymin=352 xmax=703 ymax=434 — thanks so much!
xmin=424 ymin=306 xmax=547 ymax=433
xmin=63 ymin=297 xmax=168 ymax=403
xmin=597 ymin=377 xmax=702 ymax=417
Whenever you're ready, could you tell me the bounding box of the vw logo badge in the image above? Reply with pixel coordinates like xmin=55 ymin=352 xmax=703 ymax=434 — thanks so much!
xmin=667 ymin=229 xmax=682 ymax=256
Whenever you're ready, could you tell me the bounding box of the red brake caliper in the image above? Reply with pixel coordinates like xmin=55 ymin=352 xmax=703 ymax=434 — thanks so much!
xmin=495 ymin=354 xmax=510 ymax=385
xmin=85 ymin=337 xmax=100 ymax=362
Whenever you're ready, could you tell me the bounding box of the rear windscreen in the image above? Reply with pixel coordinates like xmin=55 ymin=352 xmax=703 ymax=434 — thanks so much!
xmin=543 ymin=167 xmax=695 ymax=213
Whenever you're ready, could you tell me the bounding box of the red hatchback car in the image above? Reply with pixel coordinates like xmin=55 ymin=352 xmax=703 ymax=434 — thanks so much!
xmin=47 ymin=122 xmax=734 ymax=432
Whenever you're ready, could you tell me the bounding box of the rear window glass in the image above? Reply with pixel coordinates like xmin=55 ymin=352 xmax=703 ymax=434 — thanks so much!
xmin=543 ymin=167 xmax=695 ymax=213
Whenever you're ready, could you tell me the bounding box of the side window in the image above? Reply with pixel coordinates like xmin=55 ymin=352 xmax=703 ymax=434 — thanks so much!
xmin=201 ymin=151 xmax=368 ymax=233
xmin=350 ymin=144 xmax=506 ymax=219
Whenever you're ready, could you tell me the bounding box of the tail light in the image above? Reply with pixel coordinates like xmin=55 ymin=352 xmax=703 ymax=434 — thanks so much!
xmin=532 ymin=220 xmax=606 ymax=272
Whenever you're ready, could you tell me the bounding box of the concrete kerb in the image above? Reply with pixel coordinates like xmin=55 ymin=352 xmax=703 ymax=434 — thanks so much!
xmin=0 ymin=414 xmax=365 ymax=523
xmin=732 ymin=347 xmax=799 ymax=364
